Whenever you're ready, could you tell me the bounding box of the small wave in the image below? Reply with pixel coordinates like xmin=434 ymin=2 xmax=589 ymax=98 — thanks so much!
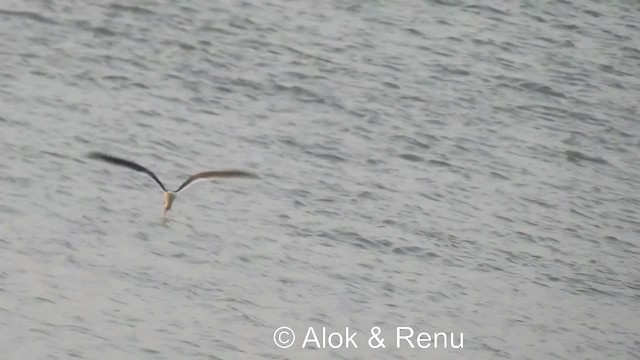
xmin=231 ymin=77 xmax=265 ymax=92
xmin=435 ymin=64 xmax=471 ymax=77
xmin=381 ymin=81 xmax=400 ymax=89
xmin=517 ymin=81 xmax=567 ymax=99
xmin=273 ymin=83 xmax=326 ymax=104
xmin=490 ymin=171 xmax=510 ymax=180
xmin=392 ymin=246 xmax=440 ymax=259
xmin=428 ymin=159 xmax=452 ymax=167
xmin=604 ymin=236 xmax=637 ymax=250
xmin=0 ymin=9 xmax=58 ymax=25
xmin=102 ymin=75 xmax=130 ymax=82
xmin=398 ymin=153 xmax=424 ymax=162
xmin=305 ymin=150 xmax=346 ymax=163
xmin=92 ymin=26 xmax=117 ymax=36
xmin=107 ymin=4 xmax=155 ymax=15
xmin=564 ymin=150 xmax=608 ymax=165
xmin=402 ymin=28 xmax=425 ymax=36
xmin=464 ymin=4 xmax=509 ymax=16
xmin=197 ymin=25 xmax=237 ymax=36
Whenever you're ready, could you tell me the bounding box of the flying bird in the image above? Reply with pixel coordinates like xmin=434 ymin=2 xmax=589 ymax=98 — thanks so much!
xmin=87 ymin=152 xmax=258 ymax=217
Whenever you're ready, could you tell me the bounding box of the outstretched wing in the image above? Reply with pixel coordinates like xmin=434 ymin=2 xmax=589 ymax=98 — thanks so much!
xmin=87 ymin=152 xmax=167 ymax=192
xmin=174 ymin=170 xmax=258 ymax=193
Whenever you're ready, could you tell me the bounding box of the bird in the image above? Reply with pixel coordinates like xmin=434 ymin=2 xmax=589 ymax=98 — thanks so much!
xmin=87 ymin=151 xmax=258 ymax=217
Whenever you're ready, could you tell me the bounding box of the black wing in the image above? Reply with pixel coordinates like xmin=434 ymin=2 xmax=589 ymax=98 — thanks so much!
xmin=87 ymin=152 xmax=167 ymax=192
xmin=174 ymin=170 xmax=258 ymax=193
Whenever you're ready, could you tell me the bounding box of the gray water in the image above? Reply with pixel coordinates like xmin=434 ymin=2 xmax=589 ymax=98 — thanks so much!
xmin=1 ymin=0 xmax=639 ymax=359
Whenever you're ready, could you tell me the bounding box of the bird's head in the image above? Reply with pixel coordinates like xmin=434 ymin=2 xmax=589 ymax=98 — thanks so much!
xmin=163 ymin=192 xmax=176 ymax=212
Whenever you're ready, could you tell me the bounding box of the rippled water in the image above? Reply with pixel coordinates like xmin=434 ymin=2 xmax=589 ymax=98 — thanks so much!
xmin=1 ymin=0 xmax=639 ymax=359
